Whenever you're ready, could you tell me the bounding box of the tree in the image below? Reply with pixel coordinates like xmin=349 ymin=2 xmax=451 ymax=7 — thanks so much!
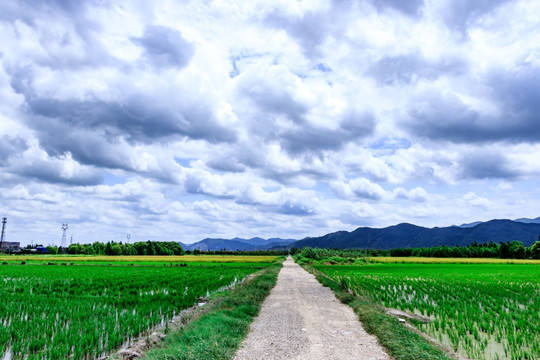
xmin=500 ymin=241 xmax=510 ymax=258
xmin=531 ymin=239 xmax=540 ymax=259
xmin=508 ymin=241 xmax=525 ymax=259
xmin=92 ymin=242 xmax=106 ymax=255
xmin=67 ymin=244 xmax=80 ymax=254
xmin=105 ymin=242 xmax=112 ymax=255
xmin=46 ymin=245 xmax=58 ymax=254
xmin=110 ymin=243 xmax=122 ymax=256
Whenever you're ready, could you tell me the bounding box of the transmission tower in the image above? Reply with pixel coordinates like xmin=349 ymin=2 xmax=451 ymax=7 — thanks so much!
xmin=0 ymin=217 xmax=6 ymax=251
xmin=61 ymin=223 xmax=68 ymax=250
xmin=126 ymin=233 xmax=131 ymax=244
xmin=70 ymin=235 xmax=73 ymax=245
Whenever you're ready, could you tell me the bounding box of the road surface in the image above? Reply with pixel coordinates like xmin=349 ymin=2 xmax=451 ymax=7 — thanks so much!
xmin=234 ymin=256 xmax=391 ymax=360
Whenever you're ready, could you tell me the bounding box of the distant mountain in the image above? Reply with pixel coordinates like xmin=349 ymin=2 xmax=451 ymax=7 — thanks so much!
xmin=291 ymin=219 xmax=540 ymax=250
xmin=179 ymin=237 xmax=296 ymax=251
xmin=454 ymin=217 xmax=540 ymax=228
xmin=455 ymin=221 xmax=483 ymax=228
xmin=514 ymin=217 xmax=540 ymax=224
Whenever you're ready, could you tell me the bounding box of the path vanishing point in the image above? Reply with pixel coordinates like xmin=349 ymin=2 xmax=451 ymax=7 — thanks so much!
xmin=234 ymin=256 xmax=391 ymax=360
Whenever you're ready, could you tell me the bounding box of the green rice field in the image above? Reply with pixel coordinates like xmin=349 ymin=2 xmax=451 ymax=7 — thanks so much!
xmin=316 ymin=262 xmax=540 ymax=360
xmin=0 ymin=258 xmax=274 ymax=359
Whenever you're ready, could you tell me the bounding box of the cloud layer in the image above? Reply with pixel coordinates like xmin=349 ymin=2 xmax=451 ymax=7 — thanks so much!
xmin=1 ymin=0 xmax=539 ymax=245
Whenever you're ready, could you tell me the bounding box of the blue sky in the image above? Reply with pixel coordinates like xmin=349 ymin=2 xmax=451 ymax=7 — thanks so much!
xmin=1 ymin=0 xmax=539 ymax=246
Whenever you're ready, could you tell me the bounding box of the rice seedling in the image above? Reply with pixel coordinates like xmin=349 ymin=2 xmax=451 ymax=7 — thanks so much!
xmin=0 ymin=254 xmax=280 ymax=264
xmin=316 ymin=263 xmax=540 ymax=360
xmin=367 ymin=257 xmax=540 ymax=264
xmin=0 ymin=261 xmax=272 ymax=359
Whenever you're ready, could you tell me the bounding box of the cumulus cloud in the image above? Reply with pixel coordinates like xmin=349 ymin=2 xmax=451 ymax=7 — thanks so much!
xmin=462 ymin=192 xmax=493 ymax=210
xmin=331 ymin=178 xmax=387 ymax=200
xmin=1 ymin=0 xmax=539 ymax=245
xmin=367 ymin=53 xmax=465 ymax=85
xmin=263 ymin=2 xmax=353 ymax=58
xmin=393 ymin=187 xmax=429 ymax=202
xmin=404 ymin=66 xmax=540 ymax=144
xmin=435 ymin=0 xmax=513 ymax=34
xmin=12 ymin=149 xmax=103 ymax=186
xmin=0 ymin=136 xmax=28 ymax=166
xmin=371 ymin=0 xmax=426 ymax=17
xmin=132 ymin=25 xmax=194 ymax=69
xmin=459 ymin=150 xmax=518 ymax=180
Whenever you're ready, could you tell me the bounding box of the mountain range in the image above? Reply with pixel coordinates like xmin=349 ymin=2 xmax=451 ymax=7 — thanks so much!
xmin=293 ymin=219 xmax=540 ymax=250
xmin=179 ymin=217 xmax=540 ymax=251
xmin=178 ymin=237 xmax=296 ymax=251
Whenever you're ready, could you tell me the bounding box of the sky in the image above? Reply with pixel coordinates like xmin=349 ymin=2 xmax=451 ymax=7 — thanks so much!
xmin=1 ymin=0 xmax=539 ymax=246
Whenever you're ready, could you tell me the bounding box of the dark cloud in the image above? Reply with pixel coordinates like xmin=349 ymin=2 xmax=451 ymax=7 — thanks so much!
xmin=489 ymin=67 xmax=540 ymax=129
xmin=265 ymin=11 xmax=331 ymax=58
xmin=264 ymin=2 xmax=355 ymax=58
xmin=132 ymin=25 xmax=194 ymax=69
xmin=440 ymin=0 xmax=512 ymax=33
xmin=27 ymin=96 xmax=235 ymax=163
xmin=371 ymin=0 xmax=425 ymax=17
xmin=459 ymin=151 xmax=517 ymax=180
xmin=368 ymin=53 xmax=465 ymax=85
xmin=404 ymin=65 xmax=540 ymax=144
xmin=10 ymin=67 xmax=237 ymax=169
xmin=0 ymin=0 xmax=84 ymax=23
xmin=207 ymin=157 xmax=246 ymax=173
xmin=30 ymin=119 xmax=133 ymax=171
xmin=14 ymin=159 xmax=103 ymax=186
xmin=0 ymin=136 xmax=28 ymax=166
xmin=241 ymin=79 xmax=308 ymax=124
xmin=238 ymin=70 xmax=375 ymax=156
xmin=25 ymin=96 xmax=234 ymax=144
xmin=279 ymin=111 xmax=375 ymax=155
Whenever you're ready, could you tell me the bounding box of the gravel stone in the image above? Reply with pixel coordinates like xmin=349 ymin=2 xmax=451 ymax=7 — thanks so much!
xmin=234 ymin=257 xmax=392 ymax=360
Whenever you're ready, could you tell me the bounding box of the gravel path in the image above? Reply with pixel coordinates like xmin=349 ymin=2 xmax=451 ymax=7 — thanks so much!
xmin=234 ymin=256 xmax=391 ymax=360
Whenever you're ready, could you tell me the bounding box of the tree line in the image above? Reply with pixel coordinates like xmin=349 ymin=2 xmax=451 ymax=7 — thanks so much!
xmin=388 ymin=240 xmax=540 ymax=259
xmin=38 ymin=241 xmax=185 ymax=255
xmin=292 ymin=240 xmax=540 ymax=260
xmin=23 ymin=242 xmax=289 ymax=256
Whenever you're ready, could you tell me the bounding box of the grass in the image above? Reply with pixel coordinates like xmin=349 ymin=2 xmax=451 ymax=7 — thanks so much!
xmin=368 ymin=256 xmax=540 ymax=264
xmin=0 ymin=254 xmax=279 ymax=264
xmin=142 ymin=259 xmax=283 ymax=360
xmin=316 ymin=263 xmax=540 ymax=360
xmin=298 ymin=263 xmax=453 ymax=360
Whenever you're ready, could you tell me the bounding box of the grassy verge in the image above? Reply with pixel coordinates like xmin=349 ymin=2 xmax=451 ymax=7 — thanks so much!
xmin=300 ymin=264 xmax=454 ymax=360
xmin=141 ymin=259 xmax=283 ymax=360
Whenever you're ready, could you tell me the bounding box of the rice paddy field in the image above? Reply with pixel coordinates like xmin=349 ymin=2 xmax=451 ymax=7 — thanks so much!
xmin=0 ymin=254 xmax=279 ymax=264
xmin=367 ymin=256 xmax=540 ymax=265
xmin=316 ymin=262 xmax=540 ymax=360
xmin=0 ymin=255 xmax=278 ymax=359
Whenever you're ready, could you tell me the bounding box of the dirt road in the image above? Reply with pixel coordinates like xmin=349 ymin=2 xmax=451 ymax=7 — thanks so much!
xmin=234 ymin=256 xmax=391 ymax=360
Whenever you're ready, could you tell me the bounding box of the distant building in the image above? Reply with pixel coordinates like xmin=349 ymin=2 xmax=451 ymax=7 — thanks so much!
xmin=0 ymin=241 xmax=20 ymax=251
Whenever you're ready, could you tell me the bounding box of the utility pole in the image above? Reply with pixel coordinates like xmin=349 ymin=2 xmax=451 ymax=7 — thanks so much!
xmin=0 ymin=217 xmax=6 ymax=251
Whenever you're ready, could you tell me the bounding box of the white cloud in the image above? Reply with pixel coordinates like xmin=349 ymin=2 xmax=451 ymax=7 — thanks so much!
xmin=0 ymin=0 xmax=539 ymax=245
xmin=462 ymin=192 xmax=493 ymax=210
